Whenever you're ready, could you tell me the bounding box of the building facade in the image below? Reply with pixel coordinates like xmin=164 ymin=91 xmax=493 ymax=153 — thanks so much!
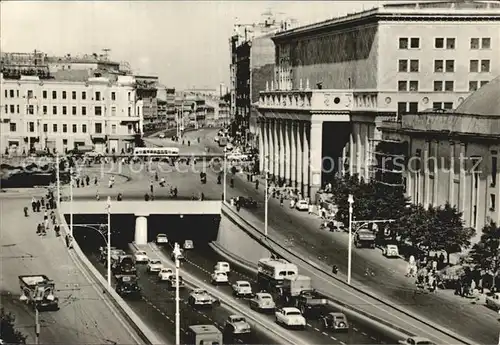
xmin=0 ymin=73 xmax=142 ymax=154
xmin=136 ymin=75 xmax=159 ymax=132
xmin=379 ymin=76 xmax=500 ymax=236
xmin=257 ymin=1 xmax=500 ymax=200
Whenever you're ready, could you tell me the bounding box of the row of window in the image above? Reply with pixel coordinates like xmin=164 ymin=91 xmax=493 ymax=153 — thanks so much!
xmin=399 ymin=37 xmax=491 ymax=50
xmin=10 ymin=122 xmax=134 ymax=134
xmin=4 ymin=104 xmax=134 ymax=117
xmin=397 ymin=101 xmax=453 ymax=113
xmin=397 ymin=80 xmax=489 ymax=92
xmin=4 ymin=89 xmax=132 ymax=101
xmin=398 ymin=59 xmax=491 ymax=73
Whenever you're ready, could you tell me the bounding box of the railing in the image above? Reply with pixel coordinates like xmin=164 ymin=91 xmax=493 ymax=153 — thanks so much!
xmin=258 ymin=89 xmax=353 ymax=112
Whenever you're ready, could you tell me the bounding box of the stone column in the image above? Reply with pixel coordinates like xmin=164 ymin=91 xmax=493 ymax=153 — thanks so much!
xmin=284 ymin=120 xmax=291 ymax=184
xmin=309 ymin=121 xmax=323 ymax=198
xmin=259 ymin=120 xmax=265 ymax=173
xmin=356 ymin=124 xmax=362 ymax=177
xmin=433 ymin=139 xmax=439 ymax=206
xmin=449 ymin=141 xmax=455 ymax=207
xmin=271 ymin=119 xmax=277 ymax=177
xmin=424 ymin=140 xmax=431 ymax=208
xmin=349 ymin=127 xmax=354 ymax=176
xmin=290 ymin=121 xmax=297 ymax=187
xmin=296 ymin=122 xmax=303 ymax=194
xmin=302 ymin=122 xmax=310 ymax=197
xmin=341 ymin=145 xmax=347 ymax=176
xmin=365 ymin=125 xmax=371 ymax=181
xmin=279 ymin=119 xmax=286 ymax=181
xmin=134 ymin=215 xmax=148 ymax=245
xmin=263 ymin=120 xmax=270 ymax=173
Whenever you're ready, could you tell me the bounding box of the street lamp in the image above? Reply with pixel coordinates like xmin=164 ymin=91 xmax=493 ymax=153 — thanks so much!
xmin=347 ymin=194 xmax=354 ymax=285
xmin=264 ymin=170 xmax=269 ymax=238
xmin=223 ymin=151 xmax=227 ymax=203
xmin=106 ymin=196 xmax=111 ymax=289
xmin=55 ymin=154 xmax=61 ymax=208
xmin=69 ymin=166 xmax=74 ymax=236
xmin=172 ymin=242 xmax=182 ymax=345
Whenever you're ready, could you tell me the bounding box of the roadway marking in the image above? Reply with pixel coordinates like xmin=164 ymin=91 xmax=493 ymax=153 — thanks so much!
xmin=321 ymin=331 xmax=328 ymax=336
xmin=330 ymin=335 xmax=337 ymax=341
xmin=352 ymin=327 xmax=358 ymax=331
xmin=362 ymin=331 xmax=368 ymax=336
xmin=314 ymin=327 xmax=320 ymax=331
xmin=340 ymin=341 xmax=346 ymax=345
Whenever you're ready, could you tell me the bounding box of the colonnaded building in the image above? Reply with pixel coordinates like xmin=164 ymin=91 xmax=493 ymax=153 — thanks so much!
xmin=256 ymin=1 xmax=500 ymax=231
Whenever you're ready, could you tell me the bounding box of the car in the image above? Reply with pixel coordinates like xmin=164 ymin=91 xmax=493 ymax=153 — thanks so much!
xmin=158 ymin=268 xmax=174 ymax=281
xmin=183 ymin=240 xmax=194 ymax=250
xmin=249 ymin=292 xmax=275 ymax=312
xmin=275 ymin=307 xmax=306 ymax=329
xmin=398 ymin=336 xmax=436 ymax=345
xmin=321 ymin=312 xmax=349 ymax=332
xmin=166 ymin=275 xmax=185 ymax=290
xmin=232 ymin=280 xmax=252 ymax=297
xmin=214 ymin=136 xmax=220 ymax=142
xmin=99 ymin=246 xmax=117 ymax=262
xmin=158 ymin=133 xmax=166 ymax=139
xmin=188 ymin=288 xmax=219 ymax=307
xmin=485 ymin=292 xmax=500 ymax=311
xmin=214 ymin=261 xmax=230 ymax=274
xmin=134 ymin=251 xmax=149 ymax=263
xmin=224 ymin=315 xmax=251 ymax=335
xmin=383 ymin=244 xmax=400 ymax=258
xmin=211 ymin=271 xmax=229 ymax=285
xmin=237 ymin=196 xmax=257 ymax=208
xmin=147 ymin=259 xmax=163 ymax=273
xmin=295 ymin=200 xmax=309 ymax=211
xmin=171 ymin=248 xmax=185 ymax=261
xmin=228 ymin=153 xmax=248 ymax=161
xmin=156 ymin=234 xmax=168 ymax=244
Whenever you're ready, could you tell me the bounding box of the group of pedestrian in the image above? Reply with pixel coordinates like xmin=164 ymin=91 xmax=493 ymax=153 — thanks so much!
xmin=74 ymin=175 xmax=93 ymax=188
xmin=35 ymin=202 xmax=60 ymax=237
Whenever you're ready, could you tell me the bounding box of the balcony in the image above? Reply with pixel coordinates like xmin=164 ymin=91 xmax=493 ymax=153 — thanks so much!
xmin=258 ymin=89 xmax=354 ymax=112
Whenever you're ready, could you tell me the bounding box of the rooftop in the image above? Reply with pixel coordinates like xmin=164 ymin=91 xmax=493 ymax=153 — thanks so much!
xmin=453 ymin=75 xmax=500 ymax=116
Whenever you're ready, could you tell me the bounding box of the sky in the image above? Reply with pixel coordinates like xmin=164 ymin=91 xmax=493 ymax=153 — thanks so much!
xmin=1 ymin=1 xmax=384 ymax=91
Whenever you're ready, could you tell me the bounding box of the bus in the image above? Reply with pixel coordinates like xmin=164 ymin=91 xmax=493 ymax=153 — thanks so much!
xmin=257 ymin=258 xmax=298 ymax=291
xmin=184 ymin=324 xmax=222 ymax=345
xmin=133 ymin=147 xmax=179 ymax=158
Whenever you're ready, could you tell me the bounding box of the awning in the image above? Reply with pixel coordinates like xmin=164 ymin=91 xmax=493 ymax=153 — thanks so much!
xmin=91 ymin=134 xmax=107 ymax=142
xmin=108 ymin=135 xmax=135 ymax=140
xmin=120 ymin=119 xmax=140 ymax=125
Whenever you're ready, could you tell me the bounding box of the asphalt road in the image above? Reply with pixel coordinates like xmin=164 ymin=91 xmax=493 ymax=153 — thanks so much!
xmin=160 ymin=242 xmax=394 ymax=345
xmin=0 ymin=194 xmax=140 ymax=344
xmin=81 ymin=247 xmax=278 ymax=344
xmin=186 ymin=128 xmax=498 ymax=344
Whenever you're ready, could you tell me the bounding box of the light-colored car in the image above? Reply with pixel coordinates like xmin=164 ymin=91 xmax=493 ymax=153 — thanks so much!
xmin=383 ymin=244 xmax=400 ymax=258
xmin=398 ymin=336 xmax=436 ymax=345
xmin=228 ymin=153 xmax=248 ymax=161
xmin=321 ymin=312 xmax=349 ymax=331
xmin=232 ymin=280 xmax=252 ymax=297
xmin=211 ymin=271 xmax=229 ymax=284
xmin=156 ymin=234 xmax=168 ymax=244
xmin=486 ymin=292 xmax=500 ymax=311
xmin=158 ymin=133 xmax=166 ymax=139
xmin=275 ymin=307 xmax=306 ymax=329
xmin=249 ymin=292 xmax=275 ymax=312
xmin=224 ymin=315 xmax=251 ymax=335
xmin=214 ymin=261 xmax=230 ymax=274
xmin=183 ymin=240 xmax=194 ymax=250
xmin=134 ymin=251 xmax=149 ymax=263
xmin=188 ymin=288 xmax=219 ymax=307
xmin=147 ymin=259 xmax=163 ymax=273
xmin=158 ymin=268 xmax=173 ymax=281
xmin=295 ymin=200 xmax=309 ymax=211
xmin=171 ymin=248 xmax=185 ymax=261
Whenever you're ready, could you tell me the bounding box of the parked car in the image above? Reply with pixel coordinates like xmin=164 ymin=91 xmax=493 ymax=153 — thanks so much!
xmin=158 ymin=268 xmax=173 ymax=281
xmin=238 ymin=196 xmax=257 ymax=208
xmin=147 ymin=259 xmax=163 ymax=273
xmin=214 ymin=261 xmax=230 ymax=274
xmin=398 ymin=337 xmax=436 ymax=345
xmin=211 ymin=271 xmax=229 ymax=285
xmin=321 ymin=312 xmax=349 ymax=332
xmin=485 ymin=292 xmax=500 ymax=311
xmin=156 ymin=234 xmax=168 ymax=244
xmin=231 ymin=280 xmax=252 ymax=297
xmin=249 ymin=292 xmax=275 ymax=312
xmin=383 ymin=244 xmax=400 ymax=258
xmin=183 ymin=240 xmax=194 ymax=250
xmin=134 ymin=251 xmax=149 ymax=263
xmin=158 ymin=133 xmax=166 ymax=139
xmin=275 ymin=307 xmax=306 ymax=329
xmin=295 ymin=200 xmax=309 ymax=211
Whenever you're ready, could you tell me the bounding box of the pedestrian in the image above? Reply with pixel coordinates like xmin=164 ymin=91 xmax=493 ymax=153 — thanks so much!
xmin=41 ymin=197 xmax=45 ymax=208
xmin=31 ymin=197 xmax=37 ymax=212
xmin=77 ymin=179 xmax=80 ymax=188
xmin=144 ymin=193 xmax=150 ymax=201
xmin=280 ymin=197 xmax=284 ymax=207
xmin=117 ymin=193 xmax=123 ymax=201
xmin=86 ymin=175 xmax=90 ymax=186
xmin=36 ymin=223 xmax=42 ymax=235
xmin=255 ymin=179 xmax=259 ymax=190
xmin=43 ymin=210 xmax=48 ymax=221
xmin=24 ymin=206 xmax=29 ymax=217
xmin=94 ymin=176 xmax=98 ymax=185
xmin=200 ymin=192 xmax=205 ymax=201
xmin=150 ymin=181 xmax=154 ymax=194
xmin=96 ymin=193 xmax=100 ymax=201
xmin=44 ymin=218 xmax=49 ymax=231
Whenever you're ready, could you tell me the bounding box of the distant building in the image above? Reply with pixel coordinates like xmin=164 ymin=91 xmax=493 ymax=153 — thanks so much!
xmin=135 ymin=75 xmax=159 ymax=131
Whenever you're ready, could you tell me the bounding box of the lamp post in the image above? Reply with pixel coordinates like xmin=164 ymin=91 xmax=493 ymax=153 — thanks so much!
xmin=347 ymin=194 xmax=354 ymax=285
xmin=173 ymin=242 xmax=182 ymax=345
xmin=69 ymin=166 xmax=73 ymax=236
xmin=264 ymin=170 xmax=269 ymax=238
xmin=223 ymin=151 xmax=227 ymax=203
xmin=106 ymin=196 xmax=111 ymax=289
xmin=56 ymin=154 xmax=61 ymax=208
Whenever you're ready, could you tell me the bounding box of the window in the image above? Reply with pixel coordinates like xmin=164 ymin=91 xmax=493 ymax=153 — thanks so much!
xmin=469 ymin=81 xmax=478 ymax=91
xmin=128 ymin=92 xmax=131 ymax=101
xmin=433 ymin=102 xmax=442 ymax=109
xmin=481 ymin=60 xmax=490 ymax=72
xmin=112 ymin=124 xmax=117 ymax=134
xmin=409 ymin=81 xmax=418 ymax=91
xmin=95 ymin=106 xmax=102 ymax=116
xmin=16 ymin=90 xmax=19 ymax=98
xmin=72 ymin=106 xmax=77 ymax=115
xmin=128 ymin=107 xmax=131 ymax=116
xmin=62 ymin=91 xmax=67 ymax=99
xmin=398 ymin=81 xmax=408 ymax=91
xmin=470 ymin=60 xmax=479 ymax=72
xmin=43 ymin=105 xmax=47 ymax=115
xmin=482 ymin=37 xmax=491 ymax=49
xmin=445 ymin=81 xmax=454 ymax=92
xmin=72 ymin=91 xmax=76 ymax=100
xmin=492 ymin=154 xmax=498 ymax=187
xmin=128 ymin=124 xmax=133 ymax=134
xmin=491 ymin=194 xmax=496 ymax=211
xmin=8 ymin=90 xmax=14 ymax=98
xmin=72 ymin=124 xmax=77 ymax=133
xmin=95 ymin=123 xmax=103 ymax=134
xmin=397 ymin=102 xmax=407 ymax=113
xmin=53 ymin=124 xmax=58 ymax=132
xmin=28 ymin=105 xmax=34 ymax=115
xmin=27 ymin=90 xmax=33 ymax=99
xmin=435 ymin=37 xmax=444 ymax=48
xmin=29 ymin=122 xmax=35 ymax=132
xmin=446 ymin=38 xmax=455 ymax=49
xmin=444 ymin=102 xmax=453 ymax=109
xmin=434 ymin=81 xmax=443 ymax=92
xmin=43 ymin=124 xmax=48 ymax=132
xmin=43 ymin=90 xmax=47 ymax=99
xmin=481 ymin=80 xmax=489 ymax=87
xmin=9 ymin=123 xmax=16 ymax=132
xmin=111 ymin=106 xmax=117 ymax=116
xmin=82 ymin=124 xmax=87 ymax=133
xmin=470 ymin=38 xmax=479 ymax=49
xmin=16 ymin=105 xmax=19 ymax=113
xmin=63 ymin=124 xmax=67 ymax=133
xmin=410 ymin=60 xmax=419 ymax=72
xmin=445 ymin=60 xmax=455 ymax=72
xmin=399 ymin=38 xmax=408 ymax=49
xmin=95 ymin=91 xmax=101 ymax=101
xmin=82 ymin=106 xmax=87 ymax=116
xmin=434 ymin=60 xmax=443 ymax=72
xmin=410 ymin=37 xmax=420 ymax=48
xmin=9 ymin=105 xmax=14 ymax=113
xmin=111 ymin=92 xmax=116 ymax=101
xmin=4 ymin=105 xmax=7 ymax=113
xmin=62 ymin=106 xmax=67 ymax=115
xmin=52 ymin=91 xmax=57 ymax=99
xmin=407 ymin=102 xmax=417 ymax=113
xmin=52 ymin=106 xmax=57 ymax=115
xmin=4 ymin=90 xmax=7 ymax=98
xmin=82 ymin=91 xmax=86 ymax=100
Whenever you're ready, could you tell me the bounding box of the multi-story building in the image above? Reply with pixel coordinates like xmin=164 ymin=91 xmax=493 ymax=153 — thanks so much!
xmin=136 ymin=75 xmax=159 ymax=132
xmin=218 ymin=100 xmax=230 ymax=126
xmin=256 ymin=1 xmax=500 ymax=202
xmin=157 ymin=86 xmax=177 ymax=127
xmin=0 ymin=71 xmax=142 ymax=154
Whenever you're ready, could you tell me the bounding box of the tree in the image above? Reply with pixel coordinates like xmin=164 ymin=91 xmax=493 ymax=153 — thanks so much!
xmin=0 ymin=308 xmax=27 ymax=344
xmin=392 ymin=204 xmax=433 ymax=248
xmin=469 ymin=221 xmax=500 ymax=271
xmin=221 ymin=92 xmax=231 ymax=103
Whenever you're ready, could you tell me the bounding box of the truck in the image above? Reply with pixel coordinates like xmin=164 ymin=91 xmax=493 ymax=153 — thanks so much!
xmin=257 ymin=258 xmax=298 ymax=291
xmin=112 ymin=255 xmax=137 ymax=276
xmin=115 ymin=275 xmax=141 ymax=298
xmin=295 ymin=289 xmax=329 ymax=317
xmin=184 ymin=324 xmax=223 ymax=345
xmin=19 ymin=275 xmax=59 ymax=311
xmin=354 ymin=229 xmax=377 ymax=248
xmin=277 ymin=275 xmax=312 ymax=304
